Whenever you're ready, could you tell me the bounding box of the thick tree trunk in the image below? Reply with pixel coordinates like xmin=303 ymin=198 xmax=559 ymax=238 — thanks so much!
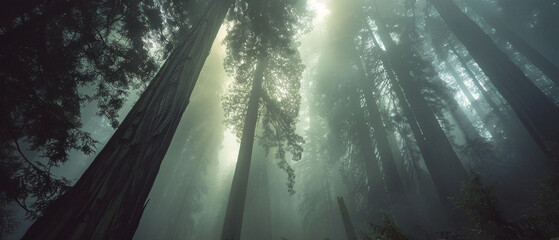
xmin=463 ymin=0 xmax=559 ymax=85
xmin=241 ymin=144 xmax=273 ymax=240
xmin=372 ymin=19 xmax=468 ymax=203
xmin=21 ymin=1 xmax=232 ymax=239
xmin=356 ymin=60 xmax=406 ymax=206
xmin=349 ymin=89 xmax=387 ymax=216
xmin=221 ymin=57 xmax=267 ymax=240
xmin=337 ymin=197 xmax=358 ymax=240
xmin=430 ymin=0 xmax=559 ymax=161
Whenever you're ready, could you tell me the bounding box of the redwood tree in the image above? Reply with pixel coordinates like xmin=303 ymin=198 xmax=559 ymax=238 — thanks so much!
xmin=371 ymin=15 xmax=468 ymax=203
xmin=220 ymin=1 xmax=308 ymax=239
xmin=21 ymin=1 xmax=233 ymax=239
xmin=430 ymin=0 xmax=559 ymax=161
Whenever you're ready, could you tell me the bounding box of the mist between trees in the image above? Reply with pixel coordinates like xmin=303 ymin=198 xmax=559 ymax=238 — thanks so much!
xmin=1 ymin=0 xmax=558 ymax=239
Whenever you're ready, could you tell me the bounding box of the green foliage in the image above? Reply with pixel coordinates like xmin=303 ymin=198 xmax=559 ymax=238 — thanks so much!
xmin=364 ymin=210 xmax=409 ymax=240
xmin=453 ymin=171 xmax=550 ymax=239
xmin=222 ymin=0 xmax=310 ymax=195
xmin=454 ymin=171 xmax=507 ymax=238
xmin=533 ymin=176 xmax=559 ymax=215
xmin=0 ymin=0 xmax=197 ymax=219
xmin=0 ymin=136 xmax=71 ymax=219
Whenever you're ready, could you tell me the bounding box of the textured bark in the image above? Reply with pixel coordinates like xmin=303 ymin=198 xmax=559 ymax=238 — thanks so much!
xmin=463 ymin=0 xmax=559 ymax=85
xmin=221 ymin=57 xmax=267 ymax=240
xmin=337 ymin=197 xmax=358 ymax=240
xmin=373 ymin=18 xmax=468 ymax=203
xmin=430 ymin=0 xmax=559 ymax=160
xmin=21 ymin=1 xmax=232 ymax=239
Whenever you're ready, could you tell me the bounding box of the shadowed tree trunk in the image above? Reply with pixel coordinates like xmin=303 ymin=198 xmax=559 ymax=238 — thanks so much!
xmin=221 ymin=57 xmax=266 ymax=240
xmin=463 ymin=0 xmax=559 ymax=85
xmin=337 ymin=196 xmax=358 ymax=240
xmin=21 ymin=1 xmax=232 ymax=239
xmin=356 ymin=58 xmax=406 ymax=206
xmin=349 ymin=88 xmax=387 ymax=217
xmin=372 ymin=18 xmax=468 ymax=203
xmin=430 ymin=0 xmax=559 ymax=161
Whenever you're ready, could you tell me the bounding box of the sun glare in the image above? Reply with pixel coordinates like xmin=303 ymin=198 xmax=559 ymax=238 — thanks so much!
xmin=309 ymin=0 xmax=330 ymax=24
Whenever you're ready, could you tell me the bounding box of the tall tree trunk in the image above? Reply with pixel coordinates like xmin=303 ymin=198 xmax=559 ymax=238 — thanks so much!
xmin=337 ymin=196 xmax=358 ymax=240
xmin=349 ymin=89 xmax=387 ymax=216
xmin=356 ymin=59 xmax=406 ymax=206
xmin=449 ymin=102 xmax=481 ymax=143
xmin=443 ymin=60 xmax=499 ymax=139
xmin=241 ymin=144 xmax=273 ymax=240
xmin=426 ymin=47 xmax=484 ymax=142
xmin=221 ymin=57 xmax=266 ymax=240
xmin=372 ymin=18 xmax=468 ymax=203
xmin=21 ymin=1 xmax=232 ymax=239
xmin=430 ymin=0 xmax=559 ymax=161
xmin=449 ymin=44 xmax=506 ymax=118
xmin=463 ymin=0 xmax=559 ymax=85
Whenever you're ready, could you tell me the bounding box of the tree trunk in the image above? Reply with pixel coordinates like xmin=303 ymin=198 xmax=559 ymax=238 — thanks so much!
xmin=337 ymin=196 xmax=358 ymax=240
xmin=356 ymin=59 xmax=406 ymax=206
xmin=430 ymin=0 xmax=559 ymax=161
xmin=443 ymin=60 xmax=497 ymax=139
xmin=449 ymin=44 xmax=506 ymax=119
xmin=21 ymin=1 xmax=232 ymax=239
xmin=349 ymin=89 xmax=387 ymax=218
xmin=372 ymin=18 xmax=468 ymax=203
xmin=463 ymin=0 xmax=559 ymax=85
xmin=241 ymin=144 xmax=273 ymax=240
xmin=221 ymin=57 xmax=267 ymax=240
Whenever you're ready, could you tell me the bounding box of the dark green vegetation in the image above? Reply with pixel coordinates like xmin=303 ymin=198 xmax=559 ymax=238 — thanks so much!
xmin=1 ymin=0 xmax=558 ymax=239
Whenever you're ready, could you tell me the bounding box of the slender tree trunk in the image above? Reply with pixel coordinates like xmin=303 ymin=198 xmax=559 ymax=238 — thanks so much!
xmin=443 ymin=60 xmax=498 ymax=139
xmin=387 ymin=132 xmax=406 ymax=187
xmin=452 ymin=46 xmax=552 ymax=168
xmin=463 ymin=0 xmax=559 ymax=85
xmin=450 ymin=103 xmax=481 ymax=142
xmin=449 ymin=44 xmax=506 ymax=118
xmin=430 ymin=0 xmax=559 ymax=160
xmin=337 ymin=197 xmax=358 ymax=240
xmin=426 ymin=48 xmax=484 ymax=142
xmin=21 ymin=1 xmax=232 ymax=239
xmin=221 ymin=57 xmax=267 ymax=240
xmin=372 ymin=18 xmax=468 ymax=203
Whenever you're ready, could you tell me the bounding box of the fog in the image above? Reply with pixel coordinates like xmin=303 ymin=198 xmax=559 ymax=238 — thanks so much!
xmin=3 ymin=0 xmax=559 ymax=239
